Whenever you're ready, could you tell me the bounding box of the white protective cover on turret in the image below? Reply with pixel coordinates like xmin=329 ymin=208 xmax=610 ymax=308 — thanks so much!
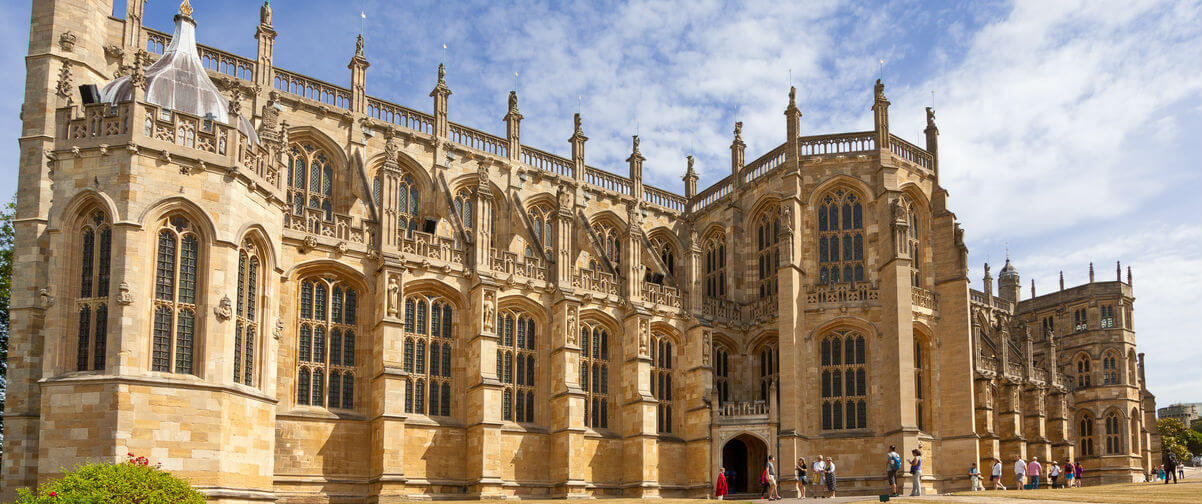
xmin=100 ymin=12 xmax=259 ymax=144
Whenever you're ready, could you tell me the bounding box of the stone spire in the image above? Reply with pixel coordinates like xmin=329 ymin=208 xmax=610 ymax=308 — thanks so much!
xmin=627 ymin=135 xmax=645 ymax=185
xmin=569 ymin=112 xmax=587 ymax=183
xmin=1116 ymin=261 xmax=1122 ymax=281
xmin=784 ymin=86 xmax=801 ymax=140
xmin=504 ymin=90 xmax=522 ymax=162
xmin=872 ymin=79 xmax=890 ymax=148
xmin=1030 ymin=279 xmax=1035 ymax=298
xmin=1127 ymin=266 xmax=1133 ymax=286
xmin=430 ymin=63 xmax=451 ymax=138
xmin=924 ymin=106 xmax=939 ymax=183
xmin=1059 ymin=271 xmax=1064 ymax=291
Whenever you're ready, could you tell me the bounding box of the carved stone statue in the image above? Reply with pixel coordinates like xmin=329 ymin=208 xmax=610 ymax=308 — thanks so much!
xmin=354 ymin=34 xmax=365 ymax=58
xmin=556 ymin=185 xmax=571 ymax=210
xmin=383 ymin=130 xmax=399 ymax=162
xmin=702 ymin=331 xmax=712 ymax=366
xmin=214 ymin=295 xmax=233 ymax=321
xmin=779 ymin=204 xmax=793 ymax=234
xmin=260 ymin=1 xmax=272 ymax=26
xmin=274 ymin=317 xmax=283 ymax=340
xmin=566 ymin=305 xmax=578 ymax=346
xmin=638 ymin=319 xmax=650 ymax=356
xmin=874 ymin=78 xmax=886 ymax=101
xmin=926 ymin=106 xmax=936 ymax=127
xmin=508 ymin=90 xmax=518 ymax=114
xmin=573 ymin=113 xmax=583 ymax=135
xmin=386 ymin=275 xmax=400 ymax=317
xmin=39 ymin=287 xmax=55 ymax=309
xmin=117 ymin=282 xmax=133 ymax=305
xmin=733 ymin=121 xmax=743 ymax=139
xmin=261 ymin=96 xmax=280 ymax=132
xmin=482 ymin=291 xmax=496 ymax=333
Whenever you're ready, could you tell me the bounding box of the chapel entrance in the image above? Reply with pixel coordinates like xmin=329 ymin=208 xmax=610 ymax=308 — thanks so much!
xmin=721 ymin=434 xmax=768 ymax=494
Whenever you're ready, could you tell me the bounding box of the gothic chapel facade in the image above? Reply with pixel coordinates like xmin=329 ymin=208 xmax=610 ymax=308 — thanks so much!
xmin=3 ymin=1 xmax=1160 ymax=502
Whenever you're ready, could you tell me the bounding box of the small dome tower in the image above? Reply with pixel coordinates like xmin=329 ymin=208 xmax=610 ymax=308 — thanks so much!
xmin=998 ymin=255 xmax=1021 ymax=303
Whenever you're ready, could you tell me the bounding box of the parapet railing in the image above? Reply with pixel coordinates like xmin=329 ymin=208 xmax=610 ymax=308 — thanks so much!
xmin=520 ymin=146 xmax=574 ymax=178
xmin=740 ymin=144 xmax=787 ymax=185
xmin=273 ymin=68 xmax=350 ymax=109
xmin=888 ymin=134 xmax=933 ymax=170
xmin=144 ymin=27 xmax=255 ymax=83
xmin=911 ymin=286 xmax=939 ymax=312
xmin=286 ymin=208 xmax=371 ymax=245
xmin=585 ymin=166 xmax=632 ymax=195
xmin=489 ymin=249 xmax=548 ymax=282
xmin=641 ymin=282 xmax=683 ymax=309
xmin=365 ymin=96 xmax=434 ymax=135
xmin=397 ymin=231 xmax=466 ymax=266
xmin=798 ymin=131 xmax=876 ymax=156
xmin=448 ymin=122 xmax=508 ymax=157
xmin=691 ymin=175 xmax=732 ymax=213
xmin=571 ymin=268 xmax=620 ymax=297
xmin=806 ymin=283 xmax=880 ymax=304
xmin=702 ymin=297 xmax=740 ymax=321
xmin=643 ymin=184 xmax=686 ymax=212
xmin=715 ymin=400 xmax=770 ymax=417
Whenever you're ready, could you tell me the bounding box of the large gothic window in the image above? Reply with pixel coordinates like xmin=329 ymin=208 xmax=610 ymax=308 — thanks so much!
xmin=592 ymin=222 xmax=621 ymax=270
xmin=286 ymin=143 xmax=334 ymax=225
xmin=454 ymin=188 xmax=474 ymax=229
xmin=651 ymin=237 xmax=676 ymax=277
xmin=527 ymin=204 xmax=554 ymax=257
xmin=704 ymin=235 xmax=726 ymax=298
xmin=758 ymin=343 xmax=779 ymax=401
xmin=756 ymin=210 xmax=781 ymax=299
xmin=915 ymin=337 xmax=931 ymax=431
xmin=296 ymin=277 xmax=358 ymax=410
xmin=76 ymin=210 xmax=112 ymax=371
xmin=1076 ymin=355 xmax=1092 ymax=388
xmin=376 ymin=172 xmax=421 ymax=237
xmin=713 ymin=343 xmax=730 ymax=404
xmin=580 ymin=321 xmax=610 ymax=429
xmin=817 ymin=189 xmax=865 ymax=285
xmin=1104 ymin=411 xmax=1122 ymax=454
xmin=497 ymin=308 xmax=536 ymax=423
xmin=651 ymin=333 xmax=674 ymax=433
xmin=403 ymin=294 xmax=453 ymax=416
xmin=152 ymin=215 xmax=201 ymax=375
xmin=233 ymin=241 xmax=262 ymax=386
xmin=904 ymin=198 xmax=921 ymax=285
xmin=821 ymin=330 xmax=867 ymax=430
xmin=1078 ymin=413 xmax=1096 ymax=456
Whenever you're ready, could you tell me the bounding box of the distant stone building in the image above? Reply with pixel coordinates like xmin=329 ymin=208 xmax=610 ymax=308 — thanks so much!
xmin=2 ymin=0 xmax=1161 ymax=501
xmin=1159 ymin=403 xmax=1202 ymax=425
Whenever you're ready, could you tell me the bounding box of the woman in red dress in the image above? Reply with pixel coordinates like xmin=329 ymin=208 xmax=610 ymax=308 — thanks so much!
xmin=715 ymin=467 xmax=729 ymax=499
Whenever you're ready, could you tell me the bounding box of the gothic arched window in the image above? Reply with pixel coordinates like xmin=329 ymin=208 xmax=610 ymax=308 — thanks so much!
xmin=528 ymin=204 xmax=554 ymax=257
xmin=233 ymin=240 xmax=262 ymax=386
xmin=1103 ymin=351 xmax=1119 ymax=385
xmin=286 ymin=143 xmax=334 ymax=225
xmin=1078 ymin=413 xmax=1096 ymax=456
xmin=713 ymin=343 xmax=730 ymax=404
xmin=497 ymin=308 xmax=536 ymax=423
xmin=817 ymin=188 xmax=865 ymax=285
xmin=904 ymin=197 xmax=921 ymax=286
xmin=1076 ymin=355 xmax=1092 ymax=388
xmin=758 ymin=343 xmax=779 ymax=402
xmin=915 ymin=337 xmax=932 ymax=431
xmin=651 ymin=237 xmax=676 ymax=277
xmin=592 ymin=221 xmax=621 ymax=270
xmin=76 ymin=210 xmax=112 ymax=371
xmin=651 ymin=333 xmax=674 ymax=433
xmin=1105 ymin=411 xmax=1122 ymax=454
xmin=296 ymin=277 xmax=358 ymax=410
xmin=821 ymin=330 xmax=867 ymax=430
xmin=704 ymin=235 xmax=726 ymax=298
xmin=152 ymin=215 xmax=201 ymax=375
xmin=454 ymin=188 xmax=474 ymax=229
xmin=403 ymin=294 xmax=453 ymax=416
xmin=580 ymin=321 xmax=611 ymax=429
xmin=756 ymin=209 xmax=781 ymax=299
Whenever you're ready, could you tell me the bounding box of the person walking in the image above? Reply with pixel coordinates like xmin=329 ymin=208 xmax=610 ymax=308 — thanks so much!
xmin=969 ymin=462 xmax=984 ymax=491
xmin=1074 ymin=461 xmax=1083 ymax=487
xmin=766 ymin=455 xmax=781 ymax=500
xmin=1163 ymin=451 xmax=1179 ymax=484
xmin=824 ymin=456 xmax=837 ymax=498
xmin=1049 ymin=460 xmax=1060 ymax=488
xmin=908 ymin=449 xmax=923 ymax=496
xmin=811 ymin=455 xmax=825 ymax=497
xmin=1014 ymin=455 xmax=1027 ymax=490
xmin=991 ymin=457 xmax=1007 ymax=490
xmin=1027 ymin=456 xmax=1042 ymax=489
xmin=795 ymin=457 xmax=807 ymax=499
xmin=886 ymin=445 xmax=902 ymax=496
xmin=1063 ymin=460 xmax=1074 ymax=488
xmin=715 ymin=467 xmax=729 ymax=500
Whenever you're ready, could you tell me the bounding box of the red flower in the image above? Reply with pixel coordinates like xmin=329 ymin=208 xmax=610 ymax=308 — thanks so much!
xmin=48 ymin=491 xmax=57 ymax=497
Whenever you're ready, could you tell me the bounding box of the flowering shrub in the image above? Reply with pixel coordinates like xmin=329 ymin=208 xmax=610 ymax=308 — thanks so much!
xmin=13 ymin=453 xmax=205 ymax=504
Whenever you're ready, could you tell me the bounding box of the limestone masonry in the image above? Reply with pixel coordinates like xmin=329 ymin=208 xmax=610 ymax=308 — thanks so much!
xmin=3 ymin=1 xmax=1161 ymax=502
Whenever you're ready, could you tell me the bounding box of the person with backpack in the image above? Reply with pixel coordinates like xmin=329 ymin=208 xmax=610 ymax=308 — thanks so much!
xmin=908 ymin=449 xmax=923 ymax=496
xmin=886 ymin=445 xmax=902 ymax=496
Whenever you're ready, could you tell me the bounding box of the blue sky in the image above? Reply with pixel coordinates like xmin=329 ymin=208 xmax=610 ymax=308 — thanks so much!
xmin=1 ymin=0 xmax=1200 ymax=406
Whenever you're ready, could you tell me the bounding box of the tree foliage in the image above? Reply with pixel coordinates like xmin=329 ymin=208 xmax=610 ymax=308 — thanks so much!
xmin=0 ymin=194 xmax=13 ymax=450
xmin=1156 ymin=417 xmax=1193 ymax=461
xmin=13 ymin=454 xmax=206 ymax=504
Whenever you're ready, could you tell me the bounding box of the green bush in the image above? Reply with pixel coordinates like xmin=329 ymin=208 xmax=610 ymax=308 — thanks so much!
xmin=13 ymin=454 xmax=205 ymax=504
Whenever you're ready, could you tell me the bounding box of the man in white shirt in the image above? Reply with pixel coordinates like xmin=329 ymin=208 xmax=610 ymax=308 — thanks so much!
xmin=1014 ymin=455 xmax=1027 ymax=490
xmin=992 ymin=457 xmax=1006 ymax=490
xmin=812 ymin=455 xmax=825 ymax=493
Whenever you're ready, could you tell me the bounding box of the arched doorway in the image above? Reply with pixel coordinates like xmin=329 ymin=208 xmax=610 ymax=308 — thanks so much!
xmin=721 ymin=434 xmax=768 ymax=494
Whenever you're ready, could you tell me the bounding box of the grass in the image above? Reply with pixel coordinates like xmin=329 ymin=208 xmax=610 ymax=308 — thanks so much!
xmin=950 ymin=478 xmax=1202 ymax=503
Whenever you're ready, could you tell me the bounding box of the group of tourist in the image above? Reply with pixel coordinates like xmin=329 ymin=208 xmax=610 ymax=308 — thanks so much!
xmin=1152 ymin=450 xmax=1183 ymax=484
xmin=989 ymin=455 xmax=1084 ymax=490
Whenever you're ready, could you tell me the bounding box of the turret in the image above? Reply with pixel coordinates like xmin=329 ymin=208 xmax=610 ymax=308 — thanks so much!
xmin=998 ymin=256 xmax=1020 ymax=303
xmin=683 ymin=155 xmax=698 ymax=199
xmin=982 ymin=262 xmax=993 ymax=300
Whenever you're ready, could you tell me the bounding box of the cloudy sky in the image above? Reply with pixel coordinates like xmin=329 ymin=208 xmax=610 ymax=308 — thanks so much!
xmin=0 ymin=0 xmax=1199 ymax=405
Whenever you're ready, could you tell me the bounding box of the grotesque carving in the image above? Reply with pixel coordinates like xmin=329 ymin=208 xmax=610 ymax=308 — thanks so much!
xmin=301 ymin=235 xmax=318 ymax=253
xmin=117 ymin=282 xmax=134 ymax=305
xmin=214 ymin=295 xmax=233 ymax=321
xmin=274 ymin=317 xmax=284 ymax=340
xmin=39 ymin=287 xmax=55 ymax=309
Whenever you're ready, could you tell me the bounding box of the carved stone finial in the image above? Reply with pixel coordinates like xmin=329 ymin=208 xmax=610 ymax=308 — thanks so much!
xmin=874 ymin=78 xmax=886 ymax=101
xmin=926 ymin=106 xmax=936 ymax=128
xmin=438 ymin=63 xmax=446 ymax=85
xmin=354 ymin=34 xmax=365 ymax=58
xmin=508 ymin=90 xmax=519 ymax=114
xmin=788 ymin=86 xmax=796 ymax=107
xmin=733 ymin=121 xmax=743 ymax=140
xmin=684 ymin=155 xmax=696 ymax=178
xmin=260 ymin=1 xmax=272 ymax=26
xmin=179 ymin=0 xmax=193 ymax=17
xmin=228 ymin=87 xmax=243 ymax=117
